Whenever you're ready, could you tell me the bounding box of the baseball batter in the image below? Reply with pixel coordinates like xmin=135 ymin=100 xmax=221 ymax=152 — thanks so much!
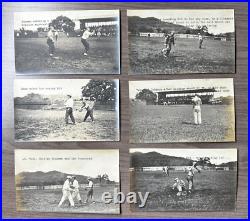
xmin=81 ymin=27 xmax=95 ymax=56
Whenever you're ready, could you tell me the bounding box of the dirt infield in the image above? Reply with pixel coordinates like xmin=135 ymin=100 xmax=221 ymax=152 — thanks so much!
xmin=129 ymin=36 xmax=235 ymax=74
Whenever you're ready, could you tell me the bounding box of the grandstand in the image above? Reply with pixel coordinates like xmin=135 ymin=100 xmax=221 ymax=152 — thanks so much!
xmin=156 ymin=88 xmax=217 ymax=105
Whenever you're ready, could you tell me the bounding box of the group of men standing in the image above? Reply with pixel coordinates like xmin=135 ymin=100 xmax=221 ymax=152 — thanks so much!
xmin=65 ymin=95 xmax=96 ymax=125
xmin=58 ymin=176 xmax=94 ymax=208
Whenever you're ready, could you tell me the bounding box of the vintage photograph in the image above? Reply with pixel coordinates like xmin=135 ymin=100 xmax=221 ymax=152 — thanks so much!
xmin=129 ymin=78 xmax=235 ymax=143
xmin=128 ymin=9 xmax=235 ymax=74
xmin=15 ymin=149 xmax=120 ymax=214
xmin=14 ymin=79 xmax=119 ymax=142
xmin=14 ymin=10 xmax=120 ymax=74
xmin=130 ymin=148 xmax=237 ymax=211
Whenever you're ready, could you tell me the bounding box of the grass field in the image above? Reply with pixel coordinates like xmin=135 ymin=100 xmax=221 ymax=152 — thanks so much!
xmin=129 ymin=36 xmax=235 ymax=74
xmin=16 ymin=185 xmax=119 ymax=214
xmin=15 ymin=36 xmax=119 ymax=74
xmin=15 ymin=109 xmax=119 ymax=141
xmin=130 ymin=170 xmax=236 ymax=211
xmin=130 ymin=104 xmax=235 ymax=143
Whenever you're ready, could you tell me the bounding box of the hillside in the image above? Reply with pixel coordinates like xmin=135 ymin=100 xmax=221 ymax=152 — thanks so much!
xmin=16 ymin=170 xmax=114 ymax=187
xmin=130 ymin=151 xmax=193 ymax=167
xmin=128 ymin=16 xmax=189 ymax=34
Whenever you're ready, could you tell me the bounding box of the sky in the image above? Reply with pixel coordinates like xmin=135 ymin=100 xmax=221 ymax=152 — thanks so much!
xmin=14 ymin=10 xmax=119 ymax=30
xmin=14 ymin=79 xmax=118 ymax=99
xmin=128 ymin=9 xmax=234 ymax=34
xmin=130 ymin=148 xmax=237 ymax=165
xmin=129 ymin=78 xmax=234 ymax=99
xmin=15 ymin=149 xmax=119 ymax=182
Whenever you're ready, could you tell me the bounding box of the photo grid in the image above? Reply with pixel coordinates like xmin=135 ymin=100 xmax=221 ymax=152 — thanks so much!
xmin=3 ymin=5 xmax=242 ymax=217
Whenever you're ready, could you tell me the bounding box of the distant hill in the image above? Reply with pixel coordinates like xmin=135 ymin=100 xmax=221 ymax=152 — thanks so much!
xmin=16 ymin=170 xmax=115 ymax=187
xmin=130 ymin=151 xmax=193 ymax=167
xmin=217 ymin=161 xmax=237 ymax=170
xmin=14 ymin=93 xmax=51 ymax=105
xmin=128 ymin=16 xmax=189 ymax=34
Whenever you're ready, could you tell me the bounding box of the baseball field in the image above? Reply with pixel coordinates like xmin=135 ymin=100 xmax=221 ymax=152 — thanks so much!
xmin=16 ymin=185 xmax=120 ymax=214
xmin=15 ymin=36 xmax=119 ymax=74
xmin=15 ymin=108 xmax=119 ymax=141
xmin=129 ymin=36 xmax=235 ymax=74
xmin=130 ymin=170 xmax=237 ymax=211
xmin=130 ymin=104 xmax=235 ymax=143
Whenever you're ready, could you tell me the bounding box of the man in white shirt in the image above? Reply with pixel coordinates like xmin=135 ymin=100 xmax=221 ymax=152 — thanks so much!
xmin=192 ymin=94 xmax=202 ymax=125
xmin=81 ymin=27 xmax=95 ymax=56
xmin=65 ymin=95 xmax=75 ymax=125
xmin=47 ymin=26 xmax=55 ymax=57
xmin=84 ymin=177 xmax=95 ymax=203
xmin=71 ymin=176 xmax=82 ymax=204
xmin=198 ymin=33 xmax=203 ymax=49
xmin=58 ymin=176 xmax=74 ymax=207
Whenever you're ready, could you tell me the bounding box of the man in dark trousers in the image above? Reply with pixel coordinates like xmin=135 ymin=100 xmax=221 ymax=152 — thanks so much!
xmin=65 ymin=94 xmax=75 ymax=125
xmin=81 ymin=96 xmax=96 ymax=122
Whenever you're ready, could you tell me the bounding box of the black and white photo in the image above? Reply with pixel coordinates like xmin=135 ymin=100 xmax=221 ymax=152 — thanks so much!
xmin=129 ymin=78 xmax=235 ymax=143
xmin=128 ymin=9 xmax=235 ymax=74
xmin=15 ymin=149 xmax=120 ymax=214
xmin=14 ymin=10 xmax=120 ymax=74
xmin=130 ymin=148 xmax=237 ymax=211
xmin=14 ymin=79 xmax=119 ymax=142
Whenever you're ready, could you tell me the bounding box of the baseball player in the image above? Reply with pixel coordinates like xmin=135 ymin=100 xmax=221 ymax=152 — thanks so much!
xmin=84 ymin=177 xmax=95 ymax=204
xmin=163 ymin=166 xmax=170 ymax=176
xmin=65 ymin=95 xmax=75 ymax=125
xmin=192 ymin=94 xmax=202 ymax=125
xmin=71 ymin=176 xmax=82 ymax=205
xmin=162 ymin=31 xmax=175 ymax=58
xmin=81 ymin=27 xmax=95 ymax=56
xmin=58 ymin=176 xmax=74 ymax=207
xmin=172 ymin=177 xmax=186 ymax=196
xmin=198 ymin=33 xmax=203 ymax=49
xmin=47 ymin=26 xmax=55 ymax=57
xmin=186 ymin=163 xmax=201 ymax=194
xmin=81 ymin=96 xmax=96 ymax=122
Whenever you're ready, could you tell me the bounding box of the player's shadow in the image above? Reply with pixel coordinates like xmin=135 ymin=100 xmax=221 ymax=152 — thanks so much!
xmin=182 ymin=121 xmax=195 ymax=125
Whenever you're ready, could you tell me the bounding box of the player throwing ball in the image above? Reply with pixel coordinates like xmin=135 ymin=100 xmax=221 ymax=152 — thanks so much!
xmin=81 ymin=27 xmax=95 ymax=56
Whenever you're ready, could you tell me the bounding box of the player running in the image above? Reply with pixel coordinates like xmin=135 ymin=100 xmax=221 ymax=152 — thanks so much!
xmin=81 ymin=27 xmax=95 ymax=56
xmin=162 ymin=31 xmax=175 ymax=58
